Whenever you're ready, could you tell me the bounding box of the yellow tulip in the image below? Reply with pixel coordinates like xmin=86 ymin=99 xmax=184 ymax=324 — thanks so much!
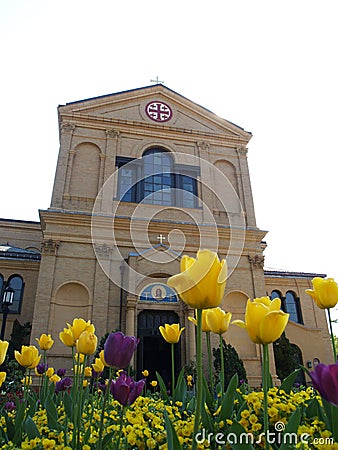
xmin=76 ymin=331 xmax=98 ymax=355
xmin=36 ymin=334 xmax=54 ymax=351
xmin=142 ymin=369 xmax=149 ymax=377
xmin=14 ymin=345 xmax=41 ymax=369
xmin=159 ymin=323 xmax=185 ymax=344
xmin=99 ymin=350 xmax=109 ymax=367
xmin=206 ymin=307 xmax=232 ymax=335
xmin=75 ymin=353 xmax=85 ymax=364
xmin=0 ymin=372 xmax=6 ymax=388
xmin=167 ymin=249 xmax=227 ymax=309
xmin=306 ymin=277 xmax=338 ymax=309
xmin=150 ymin=380 xmax=157 ymax=387
xmin=84 ymin=366 xmax=92 ymax=377
xmin=188 ymin=310 xmax=212 ymax=332
xmin=59 ymin=327 xmax=75 ymax=347
xmin=46 ymin=367 xmax=55 ymax=378
xmin=92 ymin=357 xmax=105 ymax=374
xmin=233 ymin=297 xmax=289 ymax=345
xmin=49 ymin=374 xmax=61 ymax=384
xmin=68 ymin=318 xmax=95 ymax=341
xmin=0 ymin=340 xmax=9 ymax=365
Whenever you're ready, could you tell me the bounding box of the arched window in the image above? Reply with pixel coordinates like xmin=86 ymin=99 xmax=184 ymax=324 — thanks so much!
xmin=116 ymin=148 xmax=198 ymax=207
xmin=284 ymin=291 xmax=303 ymax=324
xmin=270 ymin=290 xmax=303 ymax=324
xmin=7 ymin=275 xmax=25 ymax=314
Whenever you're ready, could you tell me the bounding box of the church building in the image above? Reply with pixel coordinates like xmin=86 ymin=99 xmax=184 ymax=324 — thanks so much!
xmin=0 ymin=85 xmax=332 ymax=386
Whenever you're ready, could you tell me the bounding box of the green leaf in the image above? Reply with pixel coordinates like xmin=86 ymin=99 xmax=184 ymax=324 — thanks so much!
xmin=219 ymin=373 xmax=238 ymax=422
xmin=156 ymin=371 xmax=170 ymax=403
xmin=63 ymin=391 xmax=73 ymax=421
xmin=24 ymin=415 xmax=40 ymax=439
xmin=228 ymin=421 xmax=256 ymax=449
xmin=45 ymin=395 xmax=61 ymax=430
xmin=100 ymin=431 xmax=115 ymax=449
xmin=202 ymin=373 xmax=214 ymax=411
xmin=278 ymin=369 xmax=301 ymax=394
xmin=3 ymin=410 xmax=14 ymax=441
xmin=201 ymin=404 xmax=215 ymax=433
xmin=163 ymin=409 xmax=182 ymax=450
xmin=278 ymin=408 xmax=301 ymax=450
xmin=173 ymin=368 xmax=187 ymax=404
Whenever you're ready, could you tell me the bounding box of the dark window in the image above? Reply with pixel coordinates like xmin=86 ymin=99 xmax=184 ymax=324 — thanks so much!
xmin=0 ymin=275 xmax=3 ymax=296
xmin=116 ymin=149 xmax=199 ymax=208
xmin=7 ymin=275 xmax=25 ymax=314
xmin=270 ymin=290 xmax=303 ymax=324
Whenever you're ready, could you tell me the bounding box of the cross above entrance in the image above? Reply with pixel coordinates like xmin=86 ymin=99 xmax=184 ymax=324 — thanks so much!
xmin=157 ymin=234 xmax=166 ymax=244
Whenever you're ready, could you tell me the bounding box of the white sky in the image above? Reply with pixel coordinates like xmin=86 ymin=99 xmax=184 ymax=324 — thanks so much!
xmin=1 ymin=0 xmax=337 ymax=329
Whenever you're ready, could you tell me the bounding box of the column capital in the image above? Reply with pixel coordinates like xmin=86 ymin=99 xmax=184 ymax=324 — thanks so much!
xmin=61 ymin=123 xmax=76 ymax=133
xmin=248 ymin=254 xmax=265 ymax=269
xmin=105 ymin=129 xmax=120 ymax=139
xmin=41 ymin=239 xmax=60 ymax=256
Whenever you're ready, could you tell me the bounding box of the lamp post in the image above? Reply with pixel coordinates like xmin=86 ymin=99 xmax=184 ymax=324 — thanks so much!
xmin=1 ymin=286 xmax=14 ymax=340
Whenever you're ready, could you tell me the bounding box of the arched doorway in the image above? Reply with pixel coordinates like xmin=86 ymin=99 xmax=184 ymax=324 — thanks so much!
xmin=137 ymin=310 xmax=180 ymax=391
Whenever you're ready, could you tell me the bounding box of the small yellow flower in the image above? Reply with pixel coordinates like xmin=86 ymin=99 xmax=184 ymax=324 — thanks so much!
xmin=21 ymin=375 xmax=32 ymax=385
xmin=83 ymin=379 xmax=89 ymax=388
xmin=84 ymin=366 xmax=92 ymax=377
xmin=206 ymin=307 xmax=232 ymax=334
xmin=36 ymin=333 xmax=54 ymax=351
xmin=167 ymin=249 xmax=227 ymax=309
xmin=188 ymin=310 xmax=212 ymax=332
xmin=0 ymin=371 xmax=6 ymax=387
xmin=159 ymin=323 xmax=185 ymax=344
xmin=15 ymin=345 xmax=41 ymax=369
xmin=0 ymin=340 xmax=9 ymax=365
xmin=150 ymin=380 xmax=157 ymax=387
xmin=306 ymin=277 xmax=338 ymax=309
xmin=74 ymin=353 xmax=85 ymax=364
xmin=67 ymin=318 xmax=95 ymax=341
xmin=49 ymin=374 xmax=61 ymax=384
xmin=59 ymin=327 xmax=75 ymax=347
xmin=142 ymin=369 xmax=149 ymax=377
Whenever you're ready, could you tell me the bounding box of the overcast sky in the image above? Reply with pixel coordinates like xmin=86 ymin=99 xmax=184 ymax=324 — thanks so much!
xmin=1 ymin=0 xmax=337 ymax=328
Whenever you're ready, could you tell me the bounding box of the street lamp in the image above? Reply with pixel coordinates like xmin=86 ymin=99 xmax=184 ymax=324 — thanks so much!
xmin=1 ymin=286 xmax=14 ymax=340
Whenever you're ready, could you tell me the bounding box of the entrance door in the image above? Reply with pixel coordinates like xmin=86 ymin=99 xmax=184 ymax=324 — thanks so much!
xmin=137 ymin=310 xmax=180 ymax=391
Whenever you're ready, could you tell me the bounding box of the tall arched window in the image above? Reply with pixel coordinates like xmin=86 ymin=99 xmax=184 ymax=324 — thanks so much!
xmin=284 ymin=291 xmax=303 ymax=324
xmin=7 ymin=275 xmax=25 ymax=314
xmin=116 ymin=148 xmax=198 ymax=207
xmin=270 ymin=290 xmax=303 ymax=324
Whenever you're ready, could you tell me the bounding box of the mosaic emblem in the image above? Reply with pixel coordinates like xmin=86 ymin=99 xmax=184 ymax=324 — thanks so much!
xmin=145 ymin=101 xmax=172 ymax=122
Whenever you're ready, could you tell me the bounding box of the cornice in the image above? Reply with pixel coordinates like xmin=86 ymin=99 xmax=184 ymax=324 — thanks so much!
xmin=59 ymin=113 xmax=251 ymax=147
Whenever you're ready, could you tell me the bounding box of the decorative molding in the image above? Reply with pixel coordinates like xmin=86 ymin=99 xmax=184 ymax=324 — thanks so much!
xmin=61 ymin=123 xmax=76 ymax=133
xmin=41 ymin=239 xmax=60 ymax=255
xmin=94 ymin=243 xmax=114 ymax=258
xmin=236 ymin=147 xmax=248 ymax=156
xmin=105 ymin=129 xmax=120 ymax=139
xmin=197 ymin=141 xmax=210 ymax=152
xmin=248 ymin=254 xmax=265 ymax=269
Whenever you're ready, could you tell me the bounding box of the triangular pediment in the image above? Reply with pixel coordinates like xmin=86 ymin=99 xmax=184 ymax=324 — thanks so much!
xmin=59 ymin=85 xmax=252 ymax=141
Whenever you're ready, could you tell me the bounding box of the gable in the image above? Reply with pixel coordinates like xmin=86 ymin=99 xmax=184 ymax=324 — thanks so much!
xmin=59 ymin=85 xmax=252 ymax=142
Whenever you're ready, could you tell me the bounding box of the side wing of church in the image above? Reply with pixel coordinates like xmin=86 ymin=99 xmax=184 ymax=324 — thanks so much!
xmin=0 ymin=85 xmax=332 ymax=385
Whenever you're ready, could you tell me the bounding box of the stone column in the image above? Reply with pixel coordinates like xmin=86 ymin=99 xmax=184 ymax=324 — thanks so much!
xmin=126 ymin=296 xmax=137 ymax=367
xmin=236 ymin=147 xmax=257 ymax=228
xmin=30 ymin=239 xmax=59 ymax=340
xmin=51 ymin=123 xmax=76 ymax=208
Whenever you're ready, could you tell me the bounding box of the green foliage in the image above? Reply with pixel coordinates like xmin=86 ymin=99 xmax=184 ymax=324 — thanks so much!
xmin=273 ymin=332 xmax=299 ymax=381
xmin=213 ymin=339 xmax=247 ymax=389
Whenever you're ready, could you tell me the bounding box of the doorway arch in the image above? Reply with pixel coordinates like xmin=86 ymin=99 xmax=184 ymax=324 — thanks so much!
xmin=137 ymin=310 xmax=180 ymax=391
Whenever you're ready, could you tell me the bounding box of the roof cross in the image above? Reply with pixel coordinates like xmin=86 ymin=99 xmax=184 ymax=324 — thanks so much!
xmin=150 ymin=76 xmax=164 ymax=84
xmin=157 ymin=234 xmax=166 ymax=244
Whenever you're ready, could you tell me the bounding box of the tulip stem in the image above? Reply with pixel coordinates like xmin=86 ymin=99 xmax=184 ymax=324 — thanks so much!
xmin=327 ymin=308 xmax=337 ymax=362
xmin=192 ymin=308 xmax=203 ymax=450
xmin=171 ymin=343 xmax=175 ymax=395
xmin=206 ymin=332 xmax=214 ymax=398
xmin=219 ymin=334 xmax=225 ymax=398
xmin=262 ymin=344 xmax=270 ymax=450
xmin=97 ymin=367 xmax=112 ymax=450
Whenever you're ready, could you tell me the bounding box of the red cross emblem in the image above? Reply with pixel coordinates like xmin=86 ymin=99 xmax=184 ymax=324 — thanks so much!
xmin=145 ymin=101 xmax=172 ymax=122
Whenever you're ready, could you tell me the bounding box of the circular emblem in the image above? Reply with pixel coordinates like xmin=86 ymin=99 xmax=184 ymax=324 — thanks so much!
xmin=145 ymin=101 xmax=172 ymax=122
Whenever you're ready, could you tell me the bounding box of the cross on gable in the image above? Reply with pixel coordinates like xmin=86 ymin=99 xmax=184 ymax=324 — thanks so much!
xmin=157 ymin=234 xmax=166 ymax=244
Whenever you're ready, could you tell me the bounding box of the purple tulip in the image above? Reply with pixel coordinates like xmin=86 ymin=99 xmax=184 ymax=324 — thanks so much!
xmin=110 ymin=371 xmax=145 ymax=406
xmin=104 ymin=332 xmax=139 ymax=369
xmin=55 ymin=376 xmax=73 ymax=393
xmin=57 ymin=368 xmax=67 ymax=378
xmin=5 ymin=401 xmax=15 ymax=411
xmin=36 ymin=363 xmax=47 ymax=375
xmin=310 ymin=361 xmax=338 ymax=406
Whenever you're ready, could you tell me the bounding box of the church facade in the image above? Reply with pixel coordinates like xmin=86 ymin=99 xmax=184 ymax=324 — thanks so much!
xmin=0 ymin=85 xmax=332 ymax=386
